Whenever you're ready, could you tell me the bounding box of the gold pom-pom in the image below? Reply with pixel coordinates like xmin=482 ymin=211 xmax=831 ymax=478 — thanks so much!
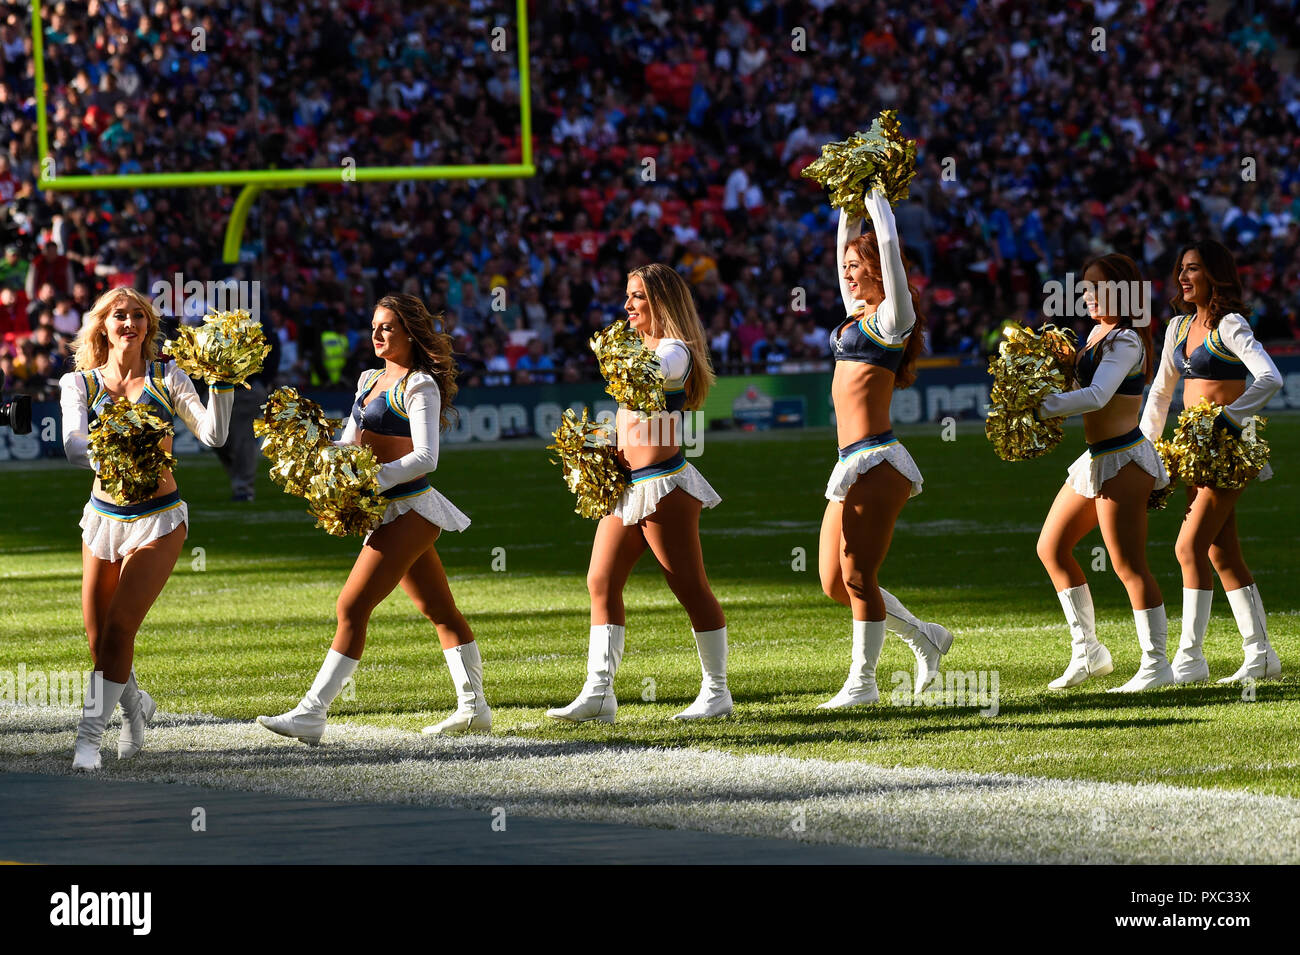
xmin=254 ymin=387 xmax=341 ymax=496
xmin=1168 ymin=398 xmax=1269 ymax=490
xmin=1147 ymin=439 xmax=1180 ymax=510
xmin=164 ymin=310 xmax=270 ymax=388
xmin=89 ymin=397 xmax=178 ymax=504
xmin=304 ymin=445 xmax=389 ymax=537
xmin=590 ymin=319 xmax=665 ymax=414
xmin=801 ymin=109 xmax=919 ymax=214
xmin=548 ymin=407 xmax=628 ymax=519
xmin=984 ymin=323 xmax=1078 ymax=461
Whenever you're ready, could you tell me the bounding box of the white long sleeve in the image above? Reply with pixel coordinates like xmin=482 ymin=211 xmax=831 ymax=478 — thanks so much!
xmin=655 ymin=338 xmax=691 ymax=386
xmin=863 ymin=188 xmax=916 ymax=340
xmin=334 ymin=414 xmax=359 ymax=447
xmin=167 ymin=364 xmax=233 ymax=448
xmin=1039 ymin=330 xmax=1143 ymax=419
xmin=375 ymin=373 xmax=442 ymax=491
xmin=1139 ymin=319 xmax=1182 ymax=440
xmin=58 ymin=371 xmax=95 ymax=470
xmin=836 ymin=205 xmax=865 ymax=315
xmin=1218 ymin=313 xmax=1282 ymax=427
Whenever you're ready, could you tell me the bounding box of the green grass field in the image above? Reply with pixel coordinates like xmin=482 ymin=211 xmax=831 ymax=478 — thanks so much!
xmin=3 ymin=419 xmax=1297 ymax=811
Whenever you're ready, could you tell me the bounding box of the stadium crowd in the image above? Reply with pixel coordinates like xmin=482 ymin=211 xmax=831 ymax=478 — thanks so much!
xmin=2 ymin=0 xmax=1299 ymax=401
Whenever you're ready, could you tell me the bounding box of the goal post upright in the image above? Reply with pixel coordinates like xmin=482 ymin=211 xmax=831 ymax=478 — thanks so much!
xmin=30 ymin=0 xmax=536 ymax=262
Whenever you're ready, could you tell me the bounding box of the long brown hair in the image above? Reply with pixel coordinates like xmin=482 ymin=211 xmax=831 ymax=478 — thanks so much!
xmin=374 ymin=293 xmax=459 ymax=431
xmin=72 ymin=286 xmax=162 ymax=371
xmin=1168 ymin=239 xmax=1247 ymax=329
xmin=1081 ymin=252 xmax=1154 ymax=383
xmin=628 ymin=263 xmax=716 ymax=410
xmin=845 ymin=233 xmax=926 ymax=388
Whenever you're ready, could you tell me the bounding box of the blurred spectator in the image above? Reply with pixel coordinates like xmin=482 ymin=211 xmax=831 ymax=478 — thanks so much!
xmin=0 ymin=0 xmax=1293 ymax=406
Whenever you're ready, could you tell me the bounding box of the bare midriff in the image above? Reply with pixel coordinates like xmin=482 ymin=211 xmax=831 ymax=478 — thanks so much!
xmin=1082 ymin=393 xmax=1143 ymax=445
xmin=1180 ymin=323 xmax=1247 ymax=420
xmin=358 ymin=429 xmax=412 ymax=466
xmin=1182 ymin=379 xmax=1246 ymax=413
xmin=616 ymin=406 xmax=681 ymax=471
xmin=832 ymin=320 xmax=897 ymax=446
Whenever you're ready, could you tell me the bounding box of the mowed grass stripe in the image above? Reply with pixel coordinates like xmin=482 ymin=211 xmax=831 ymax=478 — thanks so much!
xmin=1 ymin=421 xmax=1297 ymax=796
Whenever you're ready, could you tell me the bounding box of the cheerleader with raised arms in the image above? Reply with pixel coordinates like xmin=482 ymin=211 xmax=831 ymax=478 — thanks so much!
xmin=817 ymin=187 xmax=953 ymax=709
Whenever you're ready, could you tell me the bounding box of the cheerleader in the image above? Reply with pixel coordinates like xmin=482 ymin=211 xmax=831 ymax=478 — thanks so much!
xmin=547 ymin=263 xmax=729 ymax=723
xmin=1033 ymin=254 xmax=1170 ymax=691
xmin=817 ymin=187 xmax=952 ymax=709
xmin=1139 ymin=240 xmax=1282 ymax=684
xmin=258 ymin=294 xmax=488 ymax=743
xmin=59 ymin=287 xmax=233 ymax=769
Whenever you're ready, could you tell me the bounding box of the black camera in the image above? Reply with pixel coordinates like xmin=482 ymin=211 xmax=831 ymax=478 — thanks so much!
xmin=0 ymin=371 xmax=32 ymax=434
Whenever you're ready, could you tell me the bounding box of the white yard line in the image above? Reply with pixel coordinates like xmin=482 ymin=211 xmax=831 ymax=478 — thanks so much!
xmin=2 ymin=706 xmax=1296 ymax=864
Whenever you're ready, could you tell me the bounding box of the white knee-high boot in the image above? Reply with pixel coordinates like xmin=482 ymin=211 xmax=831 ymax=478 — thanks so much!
xmin=1171 ymin=589 xmax=1213 ymax=683
xmin=257 ymin=648 xmax=358 ymax=745
xmin=72 ymin=673 xmax=128 ymax=771
xmin=819 ymin=619 xmax=886 ymax=709
xmin=1219 ymin=585 xmax=1281 ymax=683
xmin=117 ymin=669 xmax=157 ymax=759
xmin=546 ymin=624 xmax=624 ymax=723
xmin=423 ymin=641 xmax=492 ymax=735
xmin=1049 ymin=584 xmax=1113 ymax=688
xmin=672 ymin=626 xmax=733 ymax=720
xmin=881 ymin=587 xmax=953 ymax=694
xmin=1109 ymin=605 xmax=1175 ymax=692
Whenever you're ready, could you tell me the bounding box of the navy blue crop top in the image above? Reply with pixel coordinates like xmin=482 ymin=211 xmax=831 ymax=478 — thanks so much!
xmin=1171 ymin=315 xmax=1248 ymax=381
xmin=830 ymin=311 xmax=909 ymax=373
xmin=82 ymin=361 xmax=175 ymax=425
xmin=1076 ymin=333 xmax=1145 ymax=395
xmin=351 ymin=369 xmax=414 ymax=438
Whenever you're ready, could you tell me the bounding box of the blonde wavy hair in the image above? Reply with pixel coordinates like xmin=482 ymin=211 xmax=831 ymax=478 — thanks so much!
xmin=72 ymin=287 xmax=162 ymax=371
xmin=628 ymin=263 xmax=716 ymax=410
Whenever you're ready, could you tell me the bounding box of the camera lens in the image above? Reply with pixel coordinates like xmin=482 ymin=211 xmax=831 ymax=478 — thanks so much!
xmin=0 ymin=395 xmax=32 ymax=435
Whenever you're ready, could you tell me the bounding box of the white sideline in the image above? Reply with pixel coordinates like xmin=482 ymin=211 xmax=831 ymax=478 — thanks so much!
xmin=1 ymin=706 xmax=1297 ymax=864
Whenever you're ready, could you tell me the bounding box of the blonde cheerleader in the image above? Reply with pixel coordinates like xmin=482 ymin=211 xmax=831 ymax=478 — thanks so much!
xmin=1033 ymin=253 xmax=1170 ymax=691
xmin=258 ymin=294 xmax=488 ymax=743
xmin=59 ymin=287 xmax=233 ymax=769
xmin=547 ymin=263 xmax=729 ymax=723
xmin=1140 ymin=240 xmax=1282 ymax=684
xmin=817 ymin=187 xmax=952 ymax=708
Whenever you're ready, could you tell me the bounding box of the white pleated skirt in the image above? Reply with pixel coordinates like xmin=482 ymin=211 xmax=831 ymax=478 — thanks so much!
xmin=612 ymin=456 xmax=720 ymax=525
xmin=365 ymin=484 xmax=470 ymax=543
xmin=1066 ymin=430 xmax=1169 ymax=499
xmin=825 ymin=432 xmax=923 ymax=501
xmin=80 ymin=491 xmax=189 ymax=562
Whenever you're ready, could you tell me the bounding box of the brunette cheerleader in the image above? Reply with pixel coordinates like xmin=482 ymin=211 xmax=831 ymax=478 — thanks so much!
xmin=1140 ymin=240 xmax=1282 ymax=683
xmin=1033 ymin=254 xmax=1170 ymax=691
xmin=258 ymin=294 xmax=488 ymax=742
